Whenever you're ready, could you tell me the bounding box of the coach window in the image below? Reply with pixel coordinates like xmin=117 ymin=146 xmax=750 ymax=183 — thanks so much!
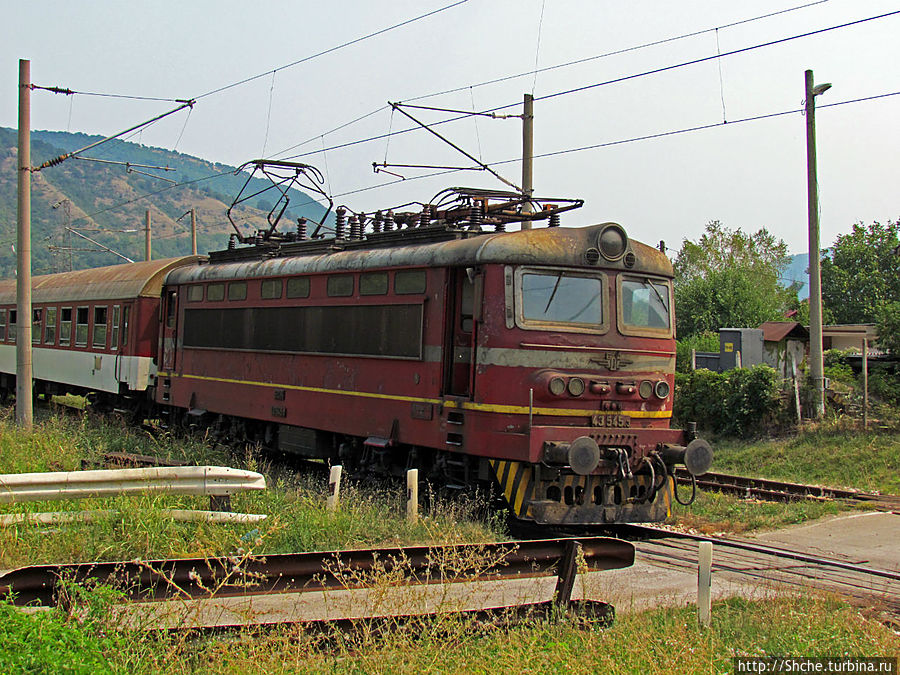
xmin=360 ymin=272 xmax=388 ymax=296
xmin=228 ymin=282 xmax=247 ymax=301
xmin=286 ymin=277 xmax=309 ymax=299
xmin=327 ymin=275 xmax=354 ymax=297
xmin=75 ymin=307 xmax=89 ymax=346
xmin=8 ymin=310 xmax=16 ymax=343
xmin=395 ymin=270 xmax=426 ymax=295
xmin=32 ymin=308 xmax=42 ymax=344
xmin=110 ymin=305 xmax=121 ymax=350
xmin=44 ymin=308 xmax=57 ymax=345
xmin=60 ymin=308 xmax=72 ymax=345
xmin=207 ymin=283 xmax=225 ymax=302
xmin=261 ymin=279 xmax=282 ymax=299
xmin=121 ymin=306 xmax=130 ymax=347
xmin=93 ymin=306 xmax=109 ymax=348
xmin=0 ymin=309 xmax=6 ymax=341
xmin=187 ymin=285 xmax=203 ymax=302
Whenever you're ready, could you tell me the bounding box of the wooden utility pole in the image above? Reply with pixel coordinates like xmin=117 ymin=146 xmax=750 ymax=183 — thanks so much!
xmin=145 ymin=209 xmax=151 ymax=261
xmin=16 ymin=59 xmax=33 ymax=429
xmin=805 ymin=69 xmax=831 ymax=420
xmin=862 ymin=338 xmax=868 ymax=429
xmin=521 ymin=93 xmax=534 ymax=222
xmin=190 ymin=207 xmax=198 ymax=255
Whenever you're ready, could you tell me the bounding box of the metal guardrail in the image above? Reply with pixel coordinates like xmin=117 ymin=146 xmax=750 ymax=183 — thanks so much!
xmin=0 ymin=536 xmax=635 ymax=607
xmin=0 ymin=466 xmax=266 ymax=504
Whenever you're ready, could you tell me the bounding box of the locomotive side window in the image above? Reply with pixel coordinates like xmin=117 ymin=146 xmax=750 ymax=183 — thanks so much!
xmin=8 ymin=310 xmax=16 ymax=343
xmin=516 ymin=269 xmax=605 ymax=333
xmin=395 ymin=270 xmax=426 ymax=294
xmin=286 ymin=278 xmax=309 ymax=299
xmin=44 ymin=308 xmax=57 ymax=345
xmin=207 ymin=284 xmax=225 ymax=302
xmin=187 ymin=285 xmax=203 ymax=302
xmin=75 ymin=307 xmax=89 ymax=346
xmin=261 ymin=279 xmax=282 ymax=299
xmin=59 ymin=308 xmax=72 ymax=345
xmin=0 ymin=309 xmax=6 ymax=341
xmin=228 ymin=282 xmax=247 ymax=301
xmin=618 ymin=276 xmax=672 ymax=336
xmin=327 ymin=275 xmax=354 ymax=297
xmin=110 ymin=305 xmax=120 ymax=350
xmin=93 ymin=306 xmax=109 ymax=348
xmin=360 ymin=272 xmax=388 ymax=296
xmin=32 ymin=309 xmax=42 ymax=344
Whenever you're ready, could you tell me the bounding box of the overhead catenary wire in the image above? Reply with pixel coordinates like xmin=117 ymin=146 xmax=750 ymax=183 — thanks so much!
xmin=268 ymin=0 xmax=837 ymax=159
xmin=191 ymin=0 xmax=470 ymax=101
xmin=280 ymin=8 xmax=900 ymax=162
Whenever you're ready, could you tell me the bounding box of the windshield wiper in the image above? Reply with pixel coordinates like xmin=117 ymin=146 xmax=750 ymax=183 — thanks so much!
xmin=544 ymin=274 xmax=563 ymax=314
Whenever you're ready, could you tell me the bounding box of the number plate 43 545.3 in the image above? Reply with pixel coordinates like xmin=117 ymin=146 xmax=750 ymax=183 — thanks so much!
xmin=591 ymin=413 xmax=631 ymax=428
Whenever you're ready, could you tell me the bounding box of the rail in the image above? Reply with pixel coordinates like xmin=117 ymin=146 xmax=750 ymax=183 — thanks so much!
xmin=0 ymin=536 xmax=635 ymax=607
xmin=675 ymin=468 xmax=900 ymax=512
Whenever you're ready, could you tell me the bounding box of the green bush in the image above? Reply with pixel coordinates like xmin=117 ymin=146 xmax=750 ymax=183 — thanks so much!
xmin=674 ymin=364 xmax=785 ymax=438
xmin=675 ymin=331 xmax=720 ymax=373
xmin=866 ymin=363 xmax=900 ymax=406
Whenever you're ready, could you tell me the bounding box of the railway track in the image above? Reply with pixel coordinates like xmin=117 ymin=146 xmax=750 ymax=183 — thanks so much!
xmin=616 ymin=524 xmax=900 ymax=619
xmin=675 ymin=468 xmax=900 ymax=512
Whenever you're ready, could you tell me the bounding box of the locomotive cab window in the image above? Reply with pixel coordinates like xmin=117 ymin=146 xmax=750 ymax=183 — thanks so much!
xmin=207 ymin=284 xmax=225 ymax=302
xmin=187 ymin=285 xmax=203 ymax=302
xmin=228 ymin=282 xmax=247 ymax=301
xmin=617 ymin=275 xmax=672 ymax=337
xmin=514 ymin=268 xmax=607 ymax=334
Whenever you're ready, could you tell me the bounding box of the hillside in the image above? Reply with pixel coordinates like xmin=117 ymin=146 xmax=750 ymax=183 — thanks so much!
xmin=0 ymin=128 xmax=330 ymax=277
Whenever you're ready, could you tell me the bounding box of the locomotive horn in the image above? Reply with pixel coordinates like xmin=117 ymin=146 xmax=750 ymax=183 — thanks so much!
xmin=542 ymin=436 xmax=601 ymax=476
xmin=659 ymin=439 xmax=713 ymax=476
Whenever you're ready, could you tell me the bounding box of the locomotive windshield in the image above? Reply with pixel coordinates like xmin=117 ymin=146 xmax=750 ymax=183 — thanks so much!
xmin=619 ymin=276 xmax=671 ymax=331
xmin=520 ymin=271 xmax=604 ymax=327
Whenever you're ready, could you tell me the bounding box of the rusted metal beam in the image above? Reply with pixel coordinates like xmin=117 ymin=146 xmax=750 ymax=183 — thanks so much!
xmin=0 ymin=536 xmax=634 ymax=607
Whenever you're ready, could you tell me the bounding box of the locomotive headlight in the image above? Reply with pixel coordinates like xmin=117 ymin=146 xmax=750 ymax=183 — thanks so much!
xmin=638 ymin=380 xmax=653 ymax=399
xmin=654 ymin=380 xmax=671 ymax=399
xmin=567 ymin=377 xmax=585 ymax=397
xmin=597 ymin=224 xmax=628 ymax=261
xmin=549 ymin=377 xmax=567 ymax=396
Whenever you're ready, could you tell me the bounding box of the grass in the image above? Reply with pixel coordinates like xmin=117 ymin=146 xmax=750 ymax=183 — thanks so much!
xmin=668 ymin=421 xmax=900 ymax=533
xmin=0 ymin=589 xmax=895 ymax=674
xmin=0 ymin=406 xmax=507 ymax=568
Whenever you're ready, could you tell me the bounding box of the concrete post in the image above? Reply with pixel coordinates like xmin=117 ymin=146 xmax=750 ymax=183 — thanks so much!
xmin=327 ymin=465 xmax=342 ymax=511
xmin=406 ymin=469 xmax=419 ymax=524
xmin=16 ymin=59 xmax=32 ymax=429
xmin=698 ymin=541 xmax=713 ymax=627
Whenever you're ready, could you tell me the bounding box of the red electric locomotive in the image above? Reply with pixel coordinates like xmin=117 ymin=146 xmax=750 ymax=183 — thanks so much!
xmin=0 ymin=186 xmax=711 ymax=525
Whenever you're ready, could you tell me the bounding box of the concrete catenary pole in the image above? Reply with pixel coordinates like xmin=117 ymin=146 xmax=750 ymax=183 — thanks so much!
xmin=190 ymin=207 xmax=198 ymax=255
xmin=805 ymin=69 xmax=831 ymax=420
xmin=145 ymin=209 xmax=151 ymax=261
xmin=16 ymin=59 xmax=33 ymax=429
xmin=521 ymin=93 xmax=534 ymax=222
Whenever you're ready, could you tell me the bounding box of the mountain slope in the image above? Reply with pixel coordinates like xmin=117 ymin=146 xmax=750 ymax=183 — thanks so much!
xmin=0 ymin=128 xmax=330 ymax=277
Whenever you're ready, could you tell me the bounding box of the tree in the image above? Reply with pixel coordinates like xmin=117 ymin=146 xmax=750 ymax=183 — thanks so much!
xmin=877 ymin=301 xmax=900 ymax=355
xmin=673 ymin=221 xmax=798 ymax=338
xmin=820 ymin=220 xmax=900 ymax=325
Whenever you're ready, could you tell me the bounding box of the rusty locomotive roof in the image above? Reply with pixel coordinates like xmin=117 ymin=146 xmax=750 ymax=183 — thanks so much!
xmin=167 ymin=223 xmax=673 ymax=285
xmin=0 ymin=256 xmax=204 ymax=305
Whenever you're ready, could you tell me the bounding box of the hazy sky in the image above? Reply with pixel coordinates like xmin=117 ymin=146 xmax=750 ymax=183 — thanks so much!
xmin=3 ymin=0 xmax=899 ymax=263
